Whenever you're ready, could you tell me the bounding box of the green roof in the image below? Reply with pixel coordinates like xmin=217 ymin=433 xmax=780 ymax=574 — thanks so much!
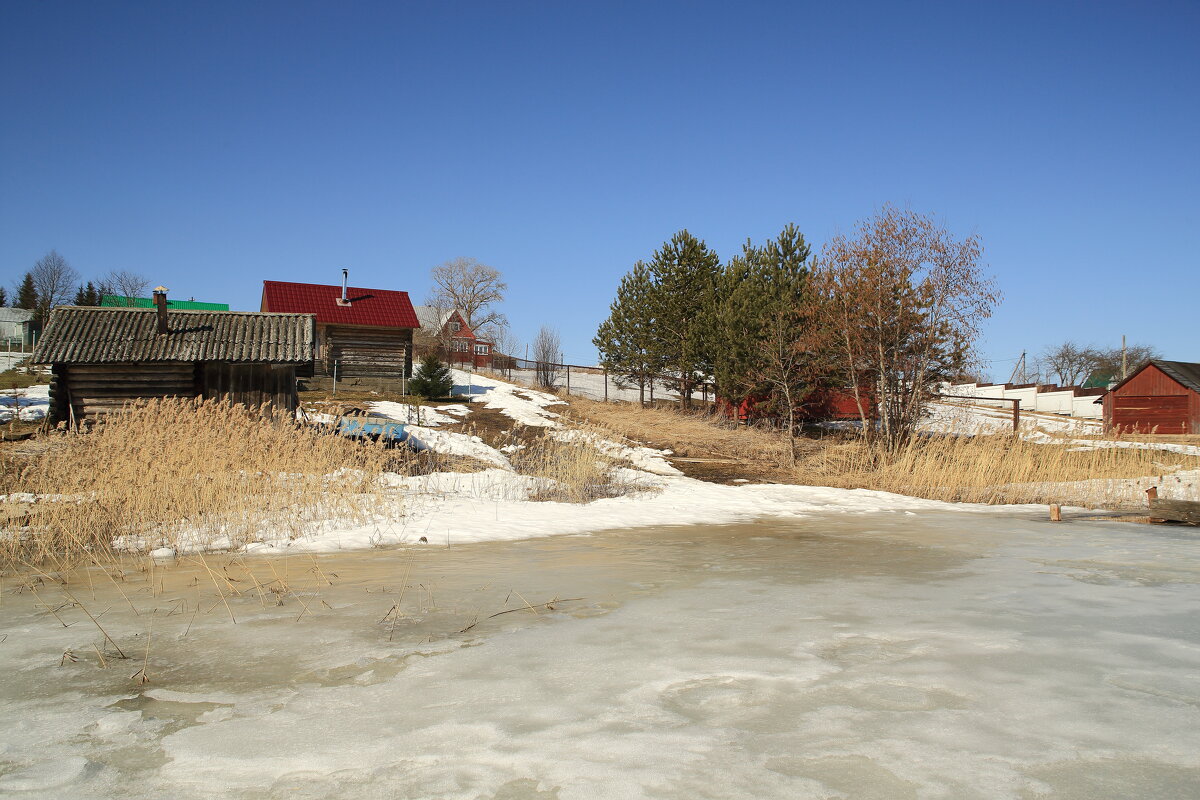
xmin=100 ymin=295 xmax=229 ymax=311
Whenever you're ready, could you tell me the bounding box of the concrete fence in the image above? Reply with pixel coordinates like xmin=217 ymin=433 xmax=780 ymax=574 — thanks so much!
xmin=941 ymin=382 xmax=1104 ymax=419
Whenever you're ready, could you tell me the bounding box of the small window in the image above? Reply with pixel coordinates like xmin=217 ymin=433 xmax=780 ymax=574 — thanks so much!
xmin=449 ymin=321 xmax=461 ymax=332
xmin=474 ymin=344 xmax=489 ymax=355
xmin=453 ymin=340 xmax=467 ymax=351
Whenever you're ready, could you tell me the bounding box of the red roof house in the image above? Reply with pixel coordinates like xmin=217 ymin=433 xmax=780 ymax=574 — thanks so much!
xmin=261 ymin=279 xmax=418 ymax=380
xmin=414 ymin=306 xmax=493 ymax=369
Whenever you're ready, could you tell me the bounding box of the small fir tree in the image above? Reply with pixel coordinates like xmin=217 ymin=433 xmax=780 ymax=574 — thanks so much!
xmin=409 ymin=355 xmax=454 ymax=399
xmin=15 ymin=273 xmax=38 ymax=310
xmin=73 ymin=285 xmax=87 ymax=305
xmin=0 ymin=286 xmax=7 ymax=306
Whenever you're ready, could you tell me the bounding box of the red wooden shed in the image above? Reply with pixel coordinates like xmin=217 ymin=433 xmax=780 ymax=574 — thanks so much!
xmin=1101 ymin=360 xmax=1200 ymax=434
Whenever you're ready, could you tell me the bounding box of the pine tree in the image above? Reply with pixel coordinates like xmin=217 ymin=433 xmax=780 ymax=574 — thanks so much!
xmin=15 ymin=273 xmax=38 ymax=310
xmin=84 ymin=282 xmax=100 ymax=306
xmin=409 ymin=355 xmax=454 ymax=399
xmin=708 ymin=224 xmax=814 ymax=410
xmin=646 ymin=230 xmax=721 ymax=407
xmin=593 ymin=261 xmax=662 ymax=404
xmin=0 ymin=286 xmax=7 ymax=306
xmin=73 ymin=285 xmax=87 ymax=305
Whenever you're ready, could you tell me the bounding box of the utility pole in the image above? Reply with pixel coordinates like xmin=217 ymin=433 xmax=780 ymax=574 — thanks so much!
xmin=1008 ymin=351 xmax=1026 ymax=385
xmin=1121 ymin=335 xmax=1128 ymax=379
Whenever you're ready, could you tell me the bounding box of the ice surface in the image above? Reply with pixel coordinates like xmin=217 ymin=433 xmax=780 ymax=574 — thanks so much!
xmin=2 ymin=512 xmax=1198 ymax=799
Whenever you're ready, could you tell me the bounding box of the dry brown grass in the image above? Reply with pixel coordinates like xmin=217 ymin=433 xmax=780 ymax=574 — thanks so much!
xmin=800 ymin=432 xmax=1199 ymax=507
xmin=567 ymin=396 xmax=1199 ymax=507
xmin=507 ymin=432 xmax=630 ymax=503
xmin=566 ymin=396 xmax=797 ymax=471
xmin=0 ymin=398 xmax=405 ymax=566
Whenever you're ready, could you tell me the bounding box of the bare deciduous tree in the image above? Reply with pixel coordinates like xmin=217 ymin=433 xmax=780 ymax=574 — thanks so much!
xmin=428 ymin=257 xmax=507 ymax=331
xmin=815 ymin=205 xmax=1000 ymax=451
xmin=31 ymin=250 xmax=80 ymax=319
xmin=1039 ymin=341 xmax=1096 ymax=386
xmin=98 ymin=270 xmax=150 ymax=305
xmin=532 ymin=326 xmax=561 ymax=389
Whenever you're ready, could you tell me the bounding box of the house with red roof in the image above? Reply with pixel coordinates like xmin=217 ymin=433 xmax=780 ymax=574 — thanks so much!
xmin=414 ymin=306 xmax=493 ymax=369
xmin=261 ymin=274 xmax=419 ymax=381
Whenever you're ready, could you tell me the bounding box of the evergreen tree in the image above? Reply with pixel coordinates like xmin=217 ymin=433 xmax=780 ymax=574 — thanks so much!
xmin=709 ymin=224 xmax=814 ymax=408
xmin=0 ymin=286 xmax=7 ymax=306
xmin=73 ymin=285 xmax=88 ymax=305
xmin=409 ymin=355 xmax=454 ymax=399
xmin=14 ymin=272 xmax=38 ymax=310
xmin=646 ymin=230 xmax=721 ymax=407
xmin=85 ymin=282 xmax=100 ymax=306
xmin=593 ymin=261 xmax=662 ymax=404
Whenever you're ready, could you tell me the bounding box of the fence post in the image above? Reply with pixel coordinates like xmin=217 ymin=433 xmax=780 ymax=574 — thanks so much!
xmin=566 ymin=364 xmax=570 ymax=394
xmin=1011 ymin=399 xmax=1020 ymax=432
xmin=604 ymin=368 xmax=608 ymax=402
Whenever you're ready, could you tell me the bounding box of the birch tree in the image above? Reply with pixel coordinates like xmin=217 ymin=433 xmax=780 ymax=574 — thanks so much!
xmin=815 ymin=206 xmax=999 ymax=451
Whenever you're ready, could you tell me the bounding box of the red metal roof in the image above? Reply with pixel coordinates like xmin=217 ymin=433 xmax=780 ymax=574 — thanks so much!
xmin=261 ymin=280 xmax=419 ymax=329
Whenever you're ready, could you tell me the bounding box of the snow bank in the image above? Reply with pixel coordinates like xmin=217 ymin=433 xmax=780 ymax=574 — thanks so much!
xmin=452 ymin=369 xmax=565 ymax=427
xmin=404 ymin=426 xmax=512 ymax=469
xmin=251 ymin=467 xmax=1038 ymax=554
xmin=0 ymin=383 xmax=49 ymax=422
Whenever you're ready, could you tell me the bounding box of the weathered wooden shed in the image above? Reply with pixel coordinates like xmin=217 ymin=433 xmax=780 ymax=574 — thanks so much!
xmin=260 ymin=277 xmax=418 ymax=381
xmin=32 ymin=298 xmax=314 ymax=424
xmin=1101 ymin=360 xmax=1200 ymax=434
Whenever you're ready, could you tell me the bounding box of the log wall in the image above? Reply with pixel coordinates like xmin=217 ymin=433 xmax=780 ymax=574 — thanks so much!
xmin=60 ymin=362 xmax=197 ymax=423
xmin=54 ymin=361 xmax=299 ymax=424
xmin=321 ymin=325 xmax=413 ymax=379
xmin=201 ymin=363 xmax=298 ymax=411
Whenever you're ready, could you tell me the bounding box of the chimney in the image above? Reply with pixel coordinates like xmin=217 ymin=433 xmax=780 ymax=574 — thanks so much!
xmin=336 ymin=268 xmax=351 ymax=306
xmin=153 ymin=286 xmax=169 ymax=334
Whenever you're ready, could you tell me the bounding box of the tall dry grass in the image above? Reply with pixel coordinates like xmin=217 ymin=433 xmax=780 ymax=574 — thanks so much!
xmin=507 ymin=432 xmax=630 ymax=503
xmin=566 ymin=396 xmax=797 ymax=470
xmin=1 ymin=398 xmax=402 ymax=565
xmin=567 ymin=395 xmax=1199 ymax=507
xmin=801 ymin=431 xmax=1199 ymax=506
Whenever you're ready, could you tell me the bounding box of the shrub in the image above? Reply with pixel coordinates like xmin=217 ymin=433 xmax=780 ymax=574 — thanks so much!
xmin=410 ymin=355 xmax=454 ymax=399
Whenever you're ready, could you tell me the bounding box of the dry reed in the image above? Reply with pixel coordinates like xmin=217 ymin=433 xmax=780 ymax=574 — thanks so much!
xmin=506 ymin=430 xmax=631 ymax=503
xmin=1 ymin=397 xmax=400 ymax=565
xmin=800 ymin=431 xmax=1200 ymax=506
xmin=566 ymin=396 xmax=797 ymax=470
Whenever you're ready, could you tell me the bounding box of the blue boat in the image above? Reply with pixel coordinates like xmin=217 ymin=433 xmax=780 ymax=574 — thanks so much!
xmin=336 ymin=416 xmax=411 ymax=444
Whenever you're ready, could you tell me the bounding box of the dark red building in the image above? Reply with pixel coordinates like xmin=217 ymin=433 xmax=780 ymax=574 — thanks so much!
xmin=414 ymin=306 xmax=493 ymax=369
xmin=1101 ymin=360 xmax=1200 ymax=434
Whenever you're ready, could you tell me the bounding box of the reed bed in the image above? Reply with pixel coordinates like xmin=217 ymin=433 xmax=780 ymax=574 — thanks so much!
xmin=1 ymin=398 xmax=401 ymax=565
xmin=503 ymin=427 xmax=634 ymax=503
xmin=566 ymin=396 xmax=798 ymax=470
xmin=800 ymin=431 xmax=1200 ymax=507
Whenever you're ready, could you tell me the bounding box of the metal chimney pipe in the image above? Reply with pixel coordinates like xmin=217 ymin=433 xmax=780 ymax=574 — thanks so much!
xmin=153 ymin=286 xmax=169 ymax=335
xmin=341 ymin=269 xmax=348 ymax=302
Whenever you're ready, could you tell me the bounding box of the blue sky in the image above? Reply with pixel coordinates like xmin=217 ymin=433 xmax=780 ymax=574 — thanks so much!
xmin=2 ymin=1 xmax=1197 ymax=378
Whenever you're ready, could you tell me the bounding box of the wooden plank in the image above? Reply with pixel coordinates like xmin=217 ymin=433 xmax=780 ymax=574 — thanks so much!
xmin=1149 ymin=499 xmax=1200 ymax=524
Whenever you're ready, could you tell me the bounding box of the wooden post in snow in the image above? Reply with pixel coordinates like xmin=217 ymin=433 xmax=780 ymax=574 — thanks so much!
xmin=1049 ymin=504 xmax=1062 ymax=522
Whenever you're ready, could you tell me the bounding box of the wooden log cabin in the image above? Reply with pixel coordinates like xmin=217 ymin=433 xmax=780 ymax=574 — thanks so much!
xmin=32 ymin=290 xmax=315 ymax=425
xmin=260 ymin=274 xmax=418 ymax=382
xmin=1101 ymin=359 xmax=1200 ymax=435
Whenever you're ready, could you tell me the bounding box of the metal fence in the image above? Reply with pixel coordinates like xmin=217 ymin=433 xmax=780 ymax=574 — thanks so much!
xmin=460 ymin=352 xmax=715 ymax=406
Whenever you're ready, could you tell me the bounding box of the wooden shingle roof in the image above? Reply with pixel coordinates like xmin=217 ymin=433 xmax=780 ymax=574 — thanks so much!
xmin=32 ymin=307 xmax=315 ymax=365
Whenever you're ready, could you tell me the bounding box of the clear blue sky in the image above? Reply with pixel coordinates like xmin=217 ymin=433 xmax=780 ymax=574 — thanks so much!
xmin=3 ymin=1 xmax=1197 ymax=378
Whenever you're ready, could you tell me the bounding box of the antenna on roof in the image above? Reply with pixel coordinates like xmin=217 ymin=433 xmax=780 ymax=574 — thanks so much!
xmin=337 ymin=268 xmax=351 ymax=306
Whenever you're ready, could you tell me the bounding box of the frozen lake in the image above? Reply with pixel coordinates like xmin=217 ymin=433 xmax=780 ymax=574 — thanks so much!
xmin=2 ymin=511 xmax=1199 ymax=798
